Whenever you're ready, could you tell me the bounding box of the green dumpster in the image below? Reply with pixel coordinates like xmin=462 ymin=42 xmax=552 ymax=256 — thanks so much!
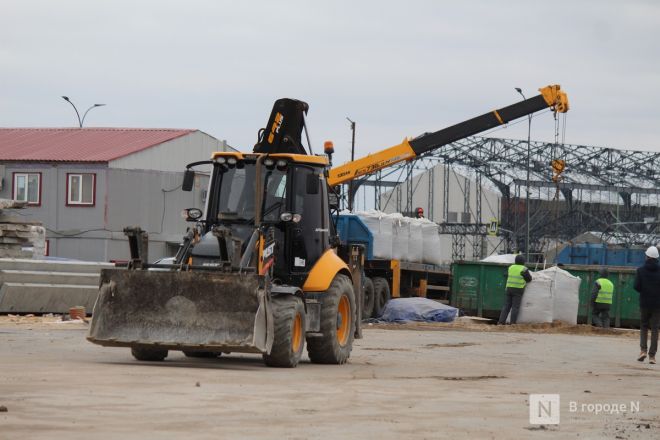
xmin=450 ymin=261 xmax=641 ymax=328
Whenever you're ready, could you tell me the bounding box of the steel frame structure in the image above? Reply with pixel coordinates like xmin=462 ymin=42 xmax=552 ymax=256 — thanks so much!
xmin=364 ymin=136 xmax=660 ymax=259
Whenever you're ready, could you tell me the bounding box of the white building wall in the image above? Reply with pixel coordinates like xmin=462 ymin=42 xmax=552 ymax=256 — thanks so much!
xmin=108 ymin=131 xmax=231 ymax=172
xmin=380 ymin=163 xmax=504 ymax=263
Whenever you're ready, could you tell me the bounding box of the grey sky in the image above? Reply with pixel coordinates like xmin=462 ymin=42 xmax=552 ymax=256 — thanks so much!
xmin=2 ymin=0 xmax=659 ymax=166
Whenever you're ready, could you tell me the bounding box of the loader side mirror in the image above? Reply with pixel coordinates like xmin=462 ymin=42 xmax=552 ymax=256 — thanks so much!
xmin=328 ymin=191 xmax=339 ymax=211
xmin=182 ymin=169 xmax=195 ymax=191
xmin=306 ymin=174 xmax=319 ymax=195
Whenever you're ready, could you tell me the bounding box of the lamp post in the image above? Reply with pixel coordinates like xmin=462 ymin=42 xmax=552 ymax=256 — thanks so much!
xmin=515 ymin=87 xmax=532 ymax=261
xmin=346 ymin=117 xmax=356 ymax=211
xmin=61 ymin=96 xmax=106 ymax=128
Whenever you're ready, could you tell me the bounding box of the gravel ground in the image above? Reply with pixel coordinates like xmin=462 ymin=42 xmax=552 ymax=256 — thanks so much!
xmin=0 ymin=316 xmax=658 ymax=439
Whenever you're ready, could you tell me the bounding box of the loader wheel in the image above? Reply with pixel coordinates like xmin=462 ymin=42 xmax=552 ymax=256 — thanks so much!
xmin=307 ymin=274 xmax=356 ymax=364
xmin=372 ymin=277 xmax=391 ymax=318
xmin=183 ymin=351 xmax=221 ymax=358
xmin=362 ymin=277 xmax=375 ymax=320
xmin=263 ymin=295 xmax=306 ymax=368
xmin=131 ymin=347 xmax=168 ymax=362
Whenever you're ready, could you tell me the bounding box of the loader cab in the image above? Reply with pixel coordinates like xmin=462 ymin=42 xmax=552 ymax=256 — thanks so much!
xmin=191 ymin=153 xmax=330 ymax=286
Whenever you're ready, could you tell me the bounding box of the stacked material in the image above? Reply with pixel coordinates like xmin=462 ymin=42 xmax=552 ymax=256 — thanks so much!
xmin=356 ymin=210 xmax=440 ymax=265
xmin=0 ymin=200 xmax=46 ymax=259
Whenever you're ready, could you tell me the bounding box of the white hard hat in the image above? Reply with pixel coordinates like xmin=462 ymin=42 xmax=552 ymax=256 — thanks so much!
xmin=645 ymin=246 xmax=659 ymax=259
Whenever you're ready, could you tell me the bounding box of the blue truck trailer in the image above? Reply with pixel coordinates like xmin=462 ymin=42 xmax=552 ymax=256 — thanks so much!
xmin=335 ymin=215 xmax=450 ymax=318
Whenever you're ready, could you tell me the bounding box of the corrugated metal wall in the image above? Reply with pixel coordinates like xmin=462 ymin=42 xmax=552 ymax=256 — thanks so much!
xmin=109 ymin=130 xmax=231 ymax=172
xmin=0 ymin=131 xmax=224 ymax=262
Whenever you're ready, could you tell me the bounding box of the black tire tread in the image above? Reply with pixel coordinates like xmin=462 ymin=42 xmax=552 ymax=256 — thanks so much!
xmin=362 ymin=277 xmax=375 ymax=320
xmin=372 ymin=277 xmax=391 ymax=318
xmin=131 ymin=347 xmax=168 ymax=361
xmin=183 ymin=351 xmax=220 ymax=358
xmin=263 ymin=295 xmax=305 ymax=368
xmin=307 ymin=274 xmax=356 ymax=365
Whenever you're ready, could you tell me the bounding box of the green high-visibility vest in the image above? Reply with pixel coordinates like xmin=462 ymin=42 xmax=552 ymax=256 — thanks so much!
xmin=506 ymin=264 xmax=527 ymax=289
xmin=595 ymin=278 xmax=614 ymax=304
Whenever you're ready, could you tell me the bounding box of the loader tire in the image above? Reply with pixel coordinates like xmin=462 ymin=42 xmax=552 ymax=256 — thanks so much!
xmin=307 ymin=274 xmax=356 ymax=364
xmin=263 ymin=295 xmax=306 ymax=368
xmin=183 ymin=351 xmax=221 ymax=358
xmin=131 ymin=347 xmax=168 ymax=362
xmin=372 ymin=277 xmax=391 ymax=318
xmin=362 ymin=277 xmax=375 ymax=320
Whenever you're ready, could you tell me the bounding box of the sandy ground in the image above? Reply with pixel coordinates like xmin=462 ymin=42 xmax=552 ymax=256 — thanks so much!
xmin=1 ymin=316 xmax=658 ymax=440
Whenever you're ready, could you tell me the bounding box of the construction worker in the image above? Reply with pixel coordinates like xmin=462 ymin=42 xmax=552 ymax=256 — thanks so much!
xmin=415 ymin=207 xmax=424 ymax=219
xmin=497 ymin=254 xmax=532 ymax=324
xmin=591 ymin=267 xmax=613 ymax=328
xmin=633 ymin=246 xmax=660 ymax=364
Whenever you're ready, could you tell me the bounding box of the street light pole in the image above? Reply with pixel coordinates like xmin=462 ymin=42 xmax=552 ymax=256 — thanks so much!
xmin=346 ymin=117 xmax=356 ymax=211
xmin=61 ymin=96 xmax=106 ymax=128
xmin=515 ymin=88 xmax=532 ymax=261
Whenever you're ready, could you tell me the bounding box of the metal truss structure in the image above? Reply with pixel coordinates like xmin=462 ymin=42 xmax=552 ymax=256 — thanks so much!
xmin=357 ymin=136 xmax=660 ymax=260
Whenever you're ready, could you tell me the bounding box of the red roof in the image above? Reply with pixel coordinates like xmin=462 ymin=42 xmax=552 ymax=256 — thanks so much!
xmin=0 ymin=128 xmax=195 ymax=162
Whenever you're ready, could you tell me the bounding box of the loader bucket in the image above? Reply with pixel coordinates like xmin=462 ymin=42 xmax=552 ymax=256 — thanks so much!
xmin=87 ymin=269 xmax=273 ymax=354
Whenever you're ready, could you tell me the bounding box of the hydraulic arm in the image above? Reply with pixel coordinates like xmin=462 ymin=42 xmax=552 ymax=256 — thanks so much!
xmin=327 ymin=84 xmax=569 ymax=186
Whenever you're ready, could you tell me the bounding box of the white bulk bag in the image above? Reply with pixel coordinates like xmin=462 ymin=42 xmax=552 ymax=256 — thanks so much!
xmin=517 ymin=271 xmax=554 ymax=324
xmin=390 ymin=214 xmax=410 ymax=261
xmin=407 ymin=218 xmax=424 ymax=263
xmin=539 ymin=266 xmax=581 ymax=325
xmin=357 ymin=210 xmax=393 ymax=259
xmin=420 ymin=219 xmax=443 ymax=265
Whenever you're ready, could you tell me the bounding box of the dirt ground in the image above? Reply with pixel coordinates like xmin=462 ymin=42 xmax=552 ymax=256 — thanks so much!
xmin=1 ymin=315 xmax=658 ymax=440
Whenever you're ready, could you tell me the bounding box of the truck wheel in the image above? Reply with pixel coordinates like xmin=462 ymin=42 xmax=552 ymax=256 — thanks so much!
xmin=263 ymin=295 xmax=306 ymax=368
xmin=307 ymin=274 xmax=356 ymax=364
xmin=131 ymin=347 xmax=168 ymax=361
xmin=372 ymin=277 xmax=391 ymax=318
xmin=362 ymin=277 xmax=375 ymax=320
xmin=183 ymin=351 xmax=221 ymax=358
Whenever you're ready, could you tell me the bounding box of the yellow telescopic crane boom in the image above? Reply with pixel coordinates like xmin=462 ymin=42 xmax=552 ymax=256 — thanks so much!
xmin=327 ymin=84 xmax=569 ymax=187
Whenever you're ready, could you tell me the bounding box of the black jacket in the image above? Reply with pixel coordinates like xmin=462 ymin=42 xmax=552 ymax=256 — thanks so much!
xmin=633 ymin=259 xmax=660 ymax=310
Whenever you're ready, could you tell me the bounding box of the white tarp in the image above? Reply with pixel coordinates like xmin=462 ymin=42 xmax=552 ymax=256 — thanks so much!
xmin=481 ymin=254 xmax=517 ymax=264
xmin=538 ymin=266 xmax=581 ymax=325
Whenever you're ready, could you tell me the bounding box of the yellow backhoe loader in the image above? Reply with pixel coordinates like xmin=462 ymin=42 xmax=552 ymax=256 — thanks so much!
xmin=88 ymin=85 xmax=568 ymax=367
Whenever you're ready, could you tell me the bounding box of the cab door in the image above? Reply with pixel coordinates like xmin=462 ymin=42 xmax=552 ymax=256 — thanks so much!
xmin=288 ymin=165 xmax=328 ymax=275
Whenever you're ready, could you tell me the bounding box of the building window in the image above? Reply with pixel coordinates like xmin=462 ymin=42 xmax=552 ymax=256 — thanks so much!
xmin=67 ymin=173 xmax=96 ymax=206
xmin=13 ymin=172 xmax=41 ymax=205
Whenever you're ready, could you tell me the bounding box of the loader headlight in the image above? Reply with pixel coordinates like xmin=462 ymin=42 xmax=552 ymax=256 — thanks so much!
xmin=227 ymin=157 xmax=237 ymax=165
xmin=276 ymin=159 xmax=287 ymax=168
xmin=280 ymin=212 xmax=292 ymax=222
xmin=280 ymin=212 xmax=302 ymax=223
xmin=182 ymin=208 xmax=203 ymax=221
xmin=216 ymin=157 xmax=227 ymax=164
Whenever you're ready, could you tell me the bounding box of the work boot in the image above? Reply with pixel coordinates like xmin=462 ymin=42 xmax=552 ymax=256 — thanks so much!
xmin=650 ymin=356 xmax=656 ymax=365
xmin=638 ymin=351 xmax=647 ymax=362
